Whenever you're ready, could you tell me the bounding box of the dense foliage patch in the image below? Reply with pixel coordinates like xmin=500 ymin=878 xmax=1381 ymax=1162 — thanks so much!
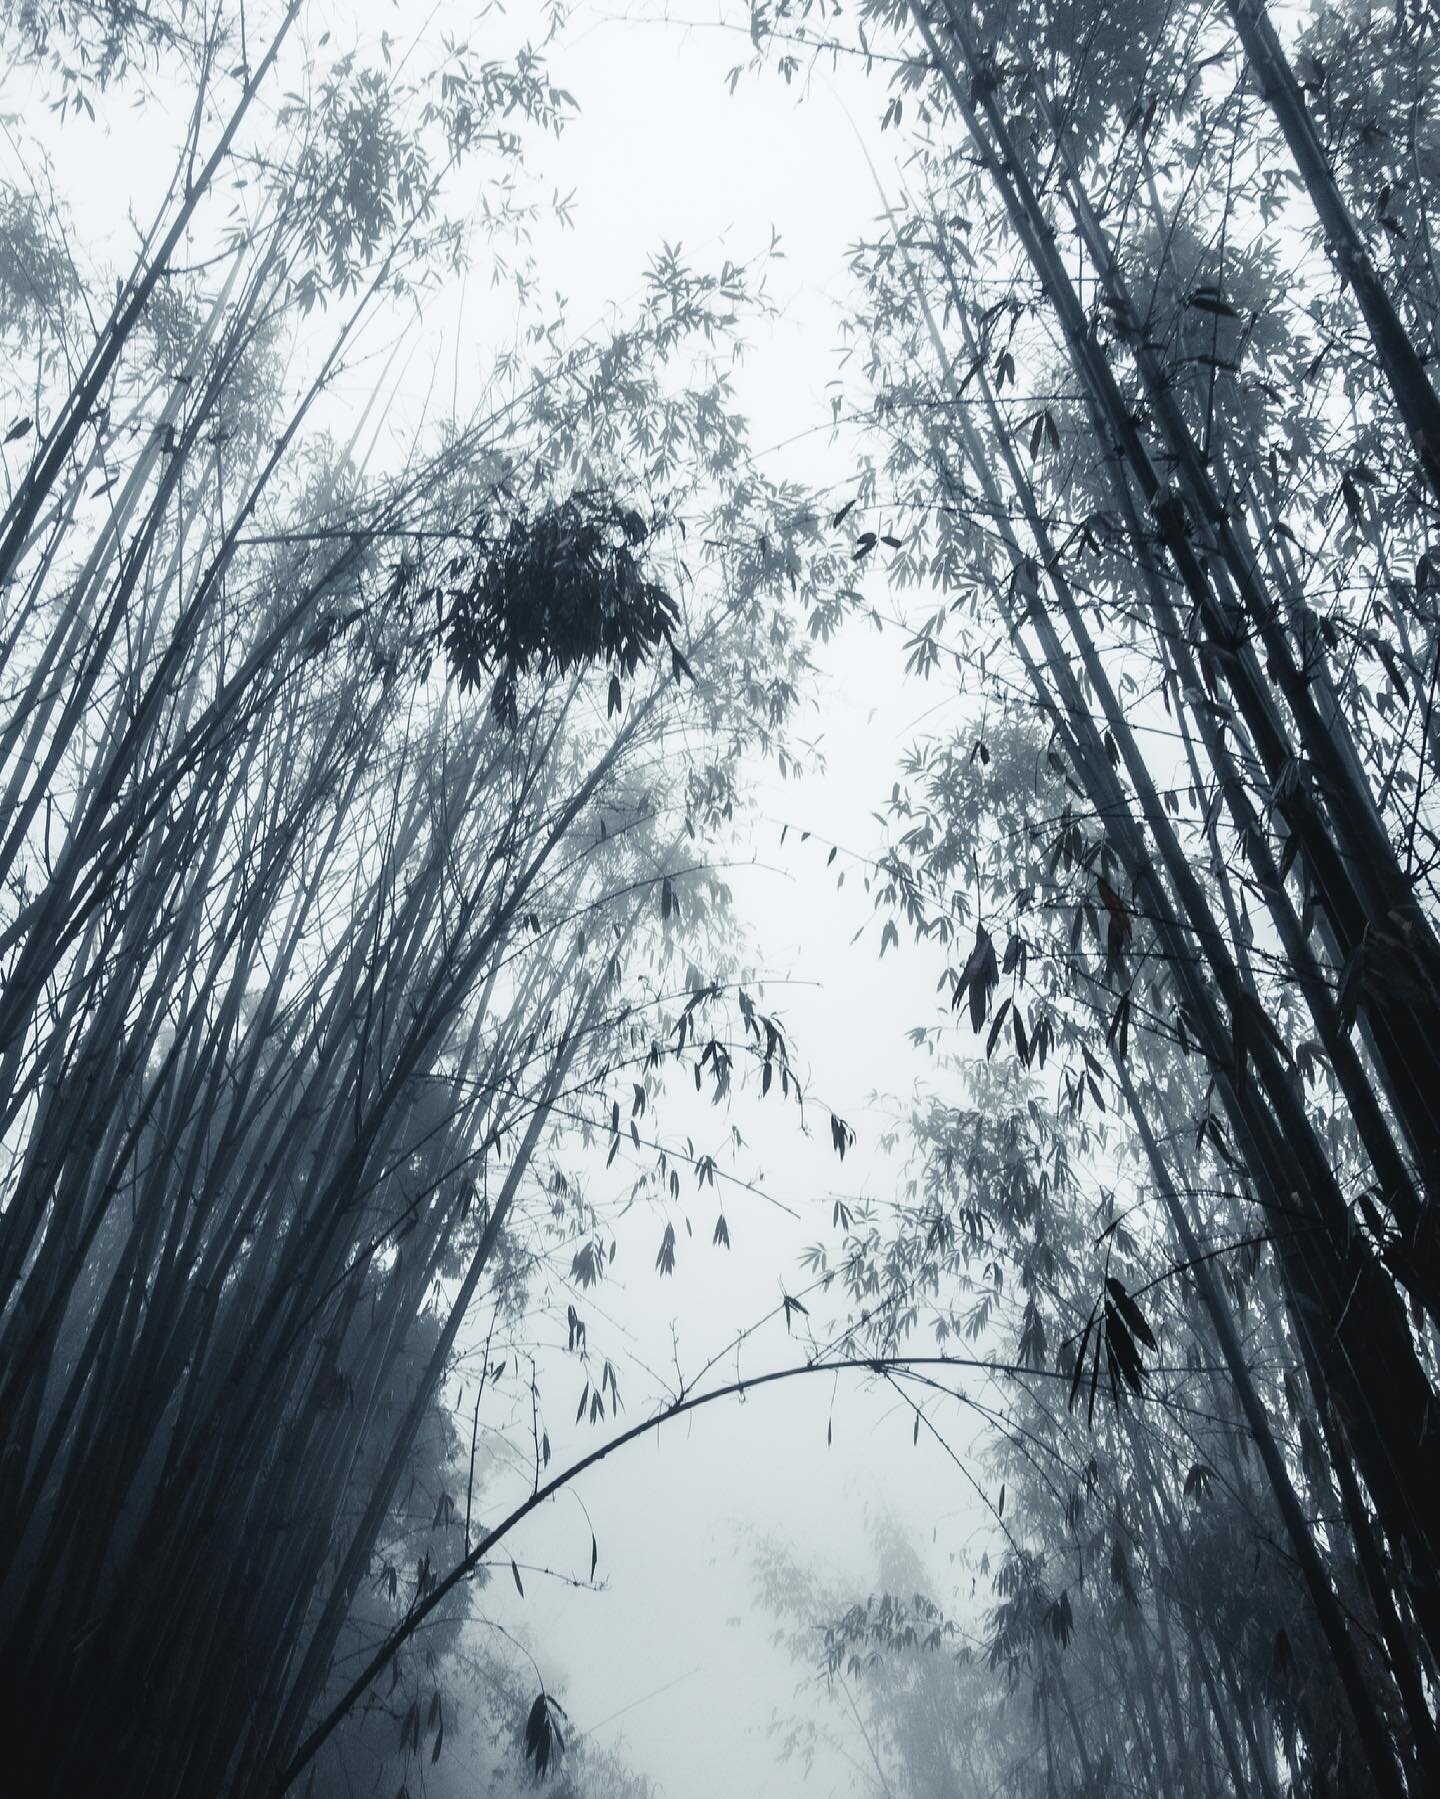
xmin=443 ymin=495 xmax=687 ymax=726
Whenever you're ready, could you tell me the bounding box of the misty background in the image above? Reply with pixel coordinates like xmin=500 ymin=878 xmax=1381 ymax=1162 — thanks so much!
xmin=5 ymin=2 xmax=1439 ymax=1797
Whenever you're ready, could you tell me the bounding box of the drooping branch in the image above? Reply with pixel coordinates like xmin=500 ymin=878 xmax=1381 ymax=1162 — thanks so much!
xmin=275 ymin=1348 xmax=1089 ymax=1791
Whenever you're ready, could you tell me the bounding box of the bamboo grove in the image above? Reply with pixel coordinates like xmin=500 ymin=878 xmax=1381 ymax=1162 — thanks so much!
xmin=0 ymin=5 xmax=851 ymax=1792
xmin=8 ymin=0 xmax=1440 ymax=1794
xmin=736 ymin=0 xmax=1440 ymax=1793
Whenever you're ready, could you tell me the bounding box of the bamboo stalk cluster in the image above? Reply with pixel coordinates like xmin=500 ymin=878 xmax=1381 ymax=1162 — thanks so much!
xmin=0 ymin=7 xmax=837 ymax=1792
xmin=768 ymin=0 xmax=1440 ymax=1789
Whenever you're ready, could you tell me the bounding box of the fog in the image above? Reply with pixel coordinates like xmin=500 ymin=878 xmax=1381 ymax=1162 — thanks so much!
xmin=5 ymin=2 xmax=1438 ymax=1796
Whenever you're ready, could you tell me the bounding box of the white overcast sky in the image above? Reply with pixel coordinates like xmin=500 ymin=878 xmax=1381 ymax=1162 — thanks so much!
xmin=470 ymin=13 xmax=990 ymax=1796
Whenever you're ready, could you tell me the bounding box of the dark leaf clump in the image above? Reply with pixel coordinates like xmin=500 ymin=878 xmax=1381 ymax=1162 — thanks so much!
xmin=443 ymin=494 xmax=683 ymax=727
xmin=522 ymin=1691 xmax=568 ymax=1779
